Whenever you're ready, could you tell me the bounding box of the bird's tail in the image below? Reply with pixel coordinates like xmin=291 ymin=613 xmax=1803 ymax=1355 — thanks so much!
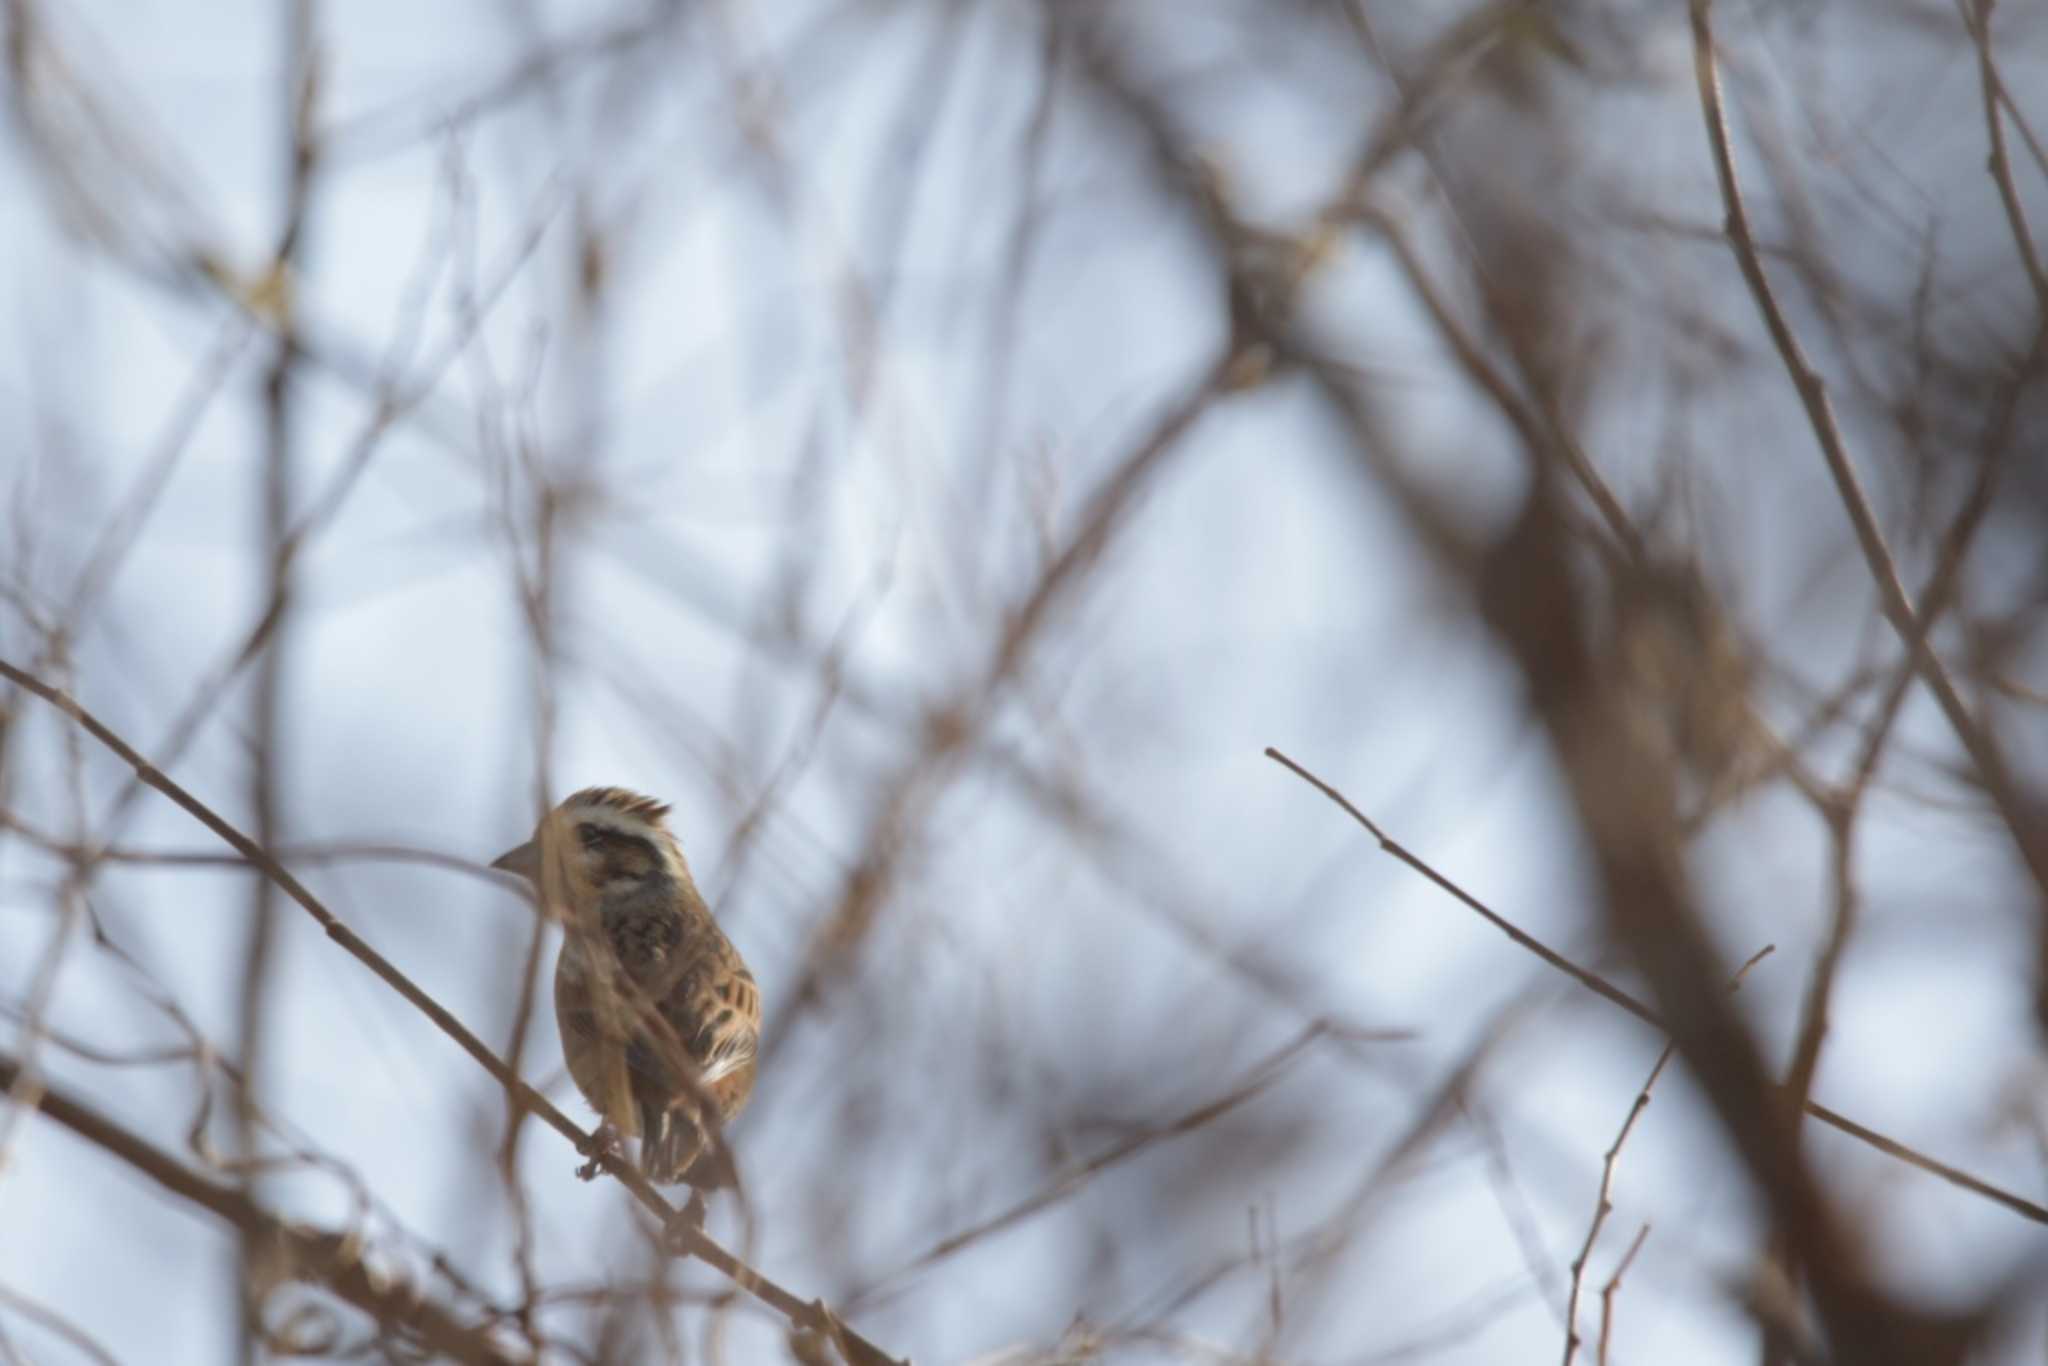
xmin=640 ymin=1100 xmax=738 ymax=1190
xmin=638 ymin=1099 xmax=703 ymax=1185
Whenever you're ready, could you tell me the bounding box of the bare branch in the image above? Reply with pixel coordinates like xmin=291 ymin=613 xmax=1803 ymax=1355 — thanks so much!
xmin=0 ymin=1051 xmax=524 ymax=1365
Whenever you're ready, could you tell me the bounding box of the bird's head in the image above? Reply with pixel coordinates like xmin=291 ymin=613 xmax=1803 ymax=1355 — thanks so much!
xmin=491 ymin=786 xmax=687 ymax=915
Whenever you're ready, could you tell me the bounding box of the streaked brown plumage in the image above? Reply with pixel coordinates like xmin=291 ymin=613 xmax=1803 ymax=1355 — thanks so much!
xmin=492 ymin=787 xmax=759 ymax=1188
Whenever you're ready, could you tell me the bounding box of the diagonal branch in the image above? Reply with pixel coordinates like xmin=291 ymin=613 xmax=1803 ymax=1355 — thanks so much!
xmin=1689 ymin=0 xmax=2048 ymax=910
xmin=857 ymin=1022 xmax=1327 ymax=1307
xmin=0 ymin=1051 xmax=521 ymax=1365
xmin=0 ymin=657 xmax=904 ymax=1366
xmin=1960 ymin=0 xmax=2048 ymax=318
xmin=769 ymin=345 xmax=1239 ymax=1045
xmin=1264 ymin=745 xmax=2048 ymax=1229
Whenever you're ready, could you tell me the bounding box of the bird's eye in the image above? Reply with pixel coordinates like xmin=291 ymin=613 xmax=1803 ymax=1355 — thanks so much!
xmin=576 ymin=824 xmax=613 ymax=848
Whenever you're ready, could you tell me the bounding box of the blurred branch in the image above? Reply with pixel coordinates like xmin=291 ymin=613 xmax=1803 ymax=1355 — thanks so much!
xmin=771 ymin=343 xmax=1242 ymax=1041
xmin=1690 ymin=0 xmax=2048 ymax=915
xmin=1338 ymin=4 xmax=1644 ymax=567
xmin=1474 ymin=477 xmax=1982 ymax=1362
xmin=1280 ymin=991 xmax=1538 ymax=1338
xmin=0 ymin=657 xmax=905 ymax=1366
xmin=56 ymin=316 xmax=255 ymax=634
xmin=0 ymin=1051 xmax=523 ymax=1365
xmin=855 ymin=1022 xmax=1328 ymax=1309
xmin=0 ymin=644 xmax=94 ymax=1189
xmin=322 ymin=4 xmax=678 ymax=162
xmin=233 ymin=3 xmax=321 ymax=1354
xmin=1769 ymin=475 xmax=2007 ymax=1149
xmin=49 ymin=164 xmax=563 ymax=891
xmin=0 ymin=1281 xmax=121 ymax=1366
xmin=0 ymin=824 xmax=530 ymax=886
xmin=1961 ymin=0 xmax=2048 ymax=316
xmin=1262 ymin=745 xmax=2048 ymax=1227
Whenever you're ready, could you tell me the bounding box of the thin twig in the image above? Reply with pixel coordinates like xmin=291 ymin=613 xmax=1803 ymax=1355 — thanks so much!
xmin=1596 ymin=1224 xmax=1650 ymax=1366
xmin=859 ymin=1022 xmax=1326 ymax=1305
xmin=1960 ymin=0 xmax=2048 ymax=316
xmin=1263 ymin=745 xmax=2048 ymax=1227
xmin=1562 ymin=946 xmax=1773 ymax=1366
xmin=1263 ymin=746 xmax=1660 ymax=1030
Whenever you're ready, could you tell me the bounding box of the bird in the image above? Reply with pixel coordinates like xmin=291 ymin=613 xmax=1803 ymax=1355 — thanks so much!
xmin=491 ymin=787 xmax=759 ymax=1194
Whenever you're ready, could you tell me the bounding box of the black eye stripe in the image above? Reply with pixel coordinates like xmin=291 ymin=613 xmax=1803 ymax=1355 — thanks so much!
xmin=577 ymin=824 xmax=663 ymax=864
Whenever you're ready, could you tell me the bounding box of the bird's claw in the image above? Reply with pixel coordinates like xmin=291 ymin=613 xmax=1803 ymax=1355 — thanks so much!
xmin=575 ymin=1122 xmax=624 ymax=1181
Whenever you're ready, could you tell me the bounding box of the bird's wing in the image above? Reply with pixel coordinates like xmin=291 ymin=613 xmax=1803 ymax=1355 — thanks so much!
xmin=684 ymin=963 xmax=760 ymax=1086
xmin=618 ymin=959 xmax=760 ymax=1098
xmin=694 ymin=1017 xmax=756 ymax=1085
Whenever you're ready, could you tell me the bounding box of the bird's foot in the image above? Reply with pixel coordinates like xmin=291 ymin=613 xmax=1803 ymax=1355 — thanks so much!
xmin=575 ymin=1122 xmax=624 ymax=1181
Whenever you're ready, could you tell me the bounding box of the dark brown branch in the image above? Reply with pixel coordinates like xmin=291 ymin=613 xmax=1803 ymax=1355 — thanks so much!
xmin=0 ymin=1052 xmax=522 ymax=1365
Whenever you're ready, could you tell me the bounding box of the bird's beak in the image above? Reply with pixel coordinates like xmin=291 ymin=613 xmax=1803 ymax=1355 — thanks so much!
xmin=490 ymin=839 xmax=541 ymax=881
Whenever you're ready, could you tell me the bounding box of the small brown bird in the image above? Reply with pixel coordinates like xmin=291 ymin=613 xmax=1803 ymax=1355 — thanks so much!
xmin=492 ymin=787 xmax=759 ymax=1191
